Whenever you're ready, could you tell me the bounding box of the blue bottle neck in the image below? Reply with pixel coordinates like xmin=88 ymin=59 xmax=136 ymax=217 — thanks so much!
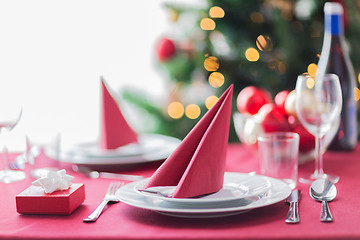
xmin=325 ymin=14 xmax=343 ymax=36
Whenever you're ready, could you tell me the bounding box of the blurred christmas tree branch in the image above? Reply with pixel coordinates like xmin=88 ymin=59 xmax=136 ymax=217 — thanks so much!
xmin=122 ymin=0 xmax=360 ymax=142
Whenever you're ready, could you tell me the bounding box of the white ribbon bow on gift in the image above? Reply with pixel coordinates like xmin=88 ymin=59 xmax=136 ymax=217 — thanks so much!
xmin=32 ymin=169 xmax=74 ymax=194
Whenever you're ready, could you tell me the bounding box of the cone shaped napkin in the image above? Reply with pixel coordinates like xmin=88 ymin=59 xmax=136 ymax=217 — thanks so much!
xmin=100 ymin=79 xmax=138 ymax=150
xmin=143 ymin=85 xmax=233 ymax=198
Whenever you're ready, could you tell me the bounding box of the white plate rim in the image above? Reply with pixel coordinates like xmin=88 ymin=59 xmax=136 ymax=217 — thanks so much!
xmin=62 ymin=134 xmax=180 ymax=158
xmin=116 ymin=172 xmax=292 ymax=215
xmin=56 ymin=134 xmax=180 ymax=165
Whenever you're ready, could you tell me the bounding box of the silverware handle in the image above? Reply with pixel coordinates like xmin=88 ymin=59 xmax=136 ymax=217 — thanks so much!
xmin=285 ymin=202 xmax=299 ymax=224
xmin=83 ymin=200 xmax=109 ymax=222
xmin=320 ymin=200 xmax=333 ymax=222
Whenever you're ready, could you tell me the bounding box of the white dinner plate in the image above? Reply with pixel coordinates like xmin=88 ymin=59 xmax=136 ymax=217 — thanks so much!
xmin=116 ymin=172 xmax=291 ymax=218
xmin=57 ymin=134 xmax=181 ymax=165
xmin=134 ymin=173 xmax=272 ymax=206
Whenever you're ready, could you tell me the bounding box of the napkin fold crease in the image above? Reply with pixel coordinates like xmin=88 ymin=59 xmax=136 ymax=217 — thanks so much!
xmin=143 ymin=85 xmax=233 ymax=198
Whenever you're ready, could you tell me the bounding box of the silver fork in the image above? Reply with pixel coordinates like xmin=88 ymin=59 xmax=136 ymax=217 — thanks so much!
xmin=83 ymin=182 xmax=124 ymax=222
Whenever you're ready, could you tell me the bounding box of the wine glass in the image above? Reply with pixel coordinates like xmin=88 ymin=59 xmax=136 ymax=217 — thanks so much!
xmin=0 ymin=101 xmax=25 ymax=183
xmin=295 ymin=73 xmax=342 ymax=184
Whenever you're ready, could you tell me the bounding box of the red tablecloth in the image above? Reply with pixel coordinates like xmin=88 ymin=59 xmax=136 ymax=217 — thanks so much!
xmin=1 ymin=144 xmax=360 ymax=240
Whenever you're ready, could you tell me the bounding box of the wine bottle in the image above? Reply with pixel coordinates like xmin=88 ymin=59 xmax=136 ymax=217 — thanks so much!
xmin=317 ymin=2 xmax=358 ymax=151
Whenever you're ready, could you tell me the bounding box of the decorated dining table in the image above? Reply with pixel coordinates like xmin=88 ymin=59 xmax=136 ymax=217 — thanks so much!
xmin=1 ymin=143 xmax=359 ymax=240
xmin=0 ymin=83 xmax=360 ymax=240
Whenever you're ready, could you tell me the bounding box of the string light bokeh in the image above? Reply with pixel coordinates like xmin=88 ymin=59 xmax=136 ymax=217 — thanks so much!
xmin=168 ymin=101 xmax=184 ymax=119
xmin=200 ymin=18 xmax=216 ymax=31
xmin=205 ymin=95 xmax=218 ymax=109
xmin=208 ymin=72 xmax=224 ymax=88
xmin=185 ymin=104 xmax=201 ymax=119
xmin=245 ymin=48 xmax=260 ymax=62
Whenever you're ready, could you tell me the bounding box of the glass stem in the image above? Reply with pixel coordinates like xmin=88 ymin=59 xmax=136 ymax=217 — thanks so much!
xmin=2 ymin=146 xmax=8 ymax=172
xmin=0 ymin=129 xmax=8 ymax=172
xmin=314 ymin=135 xmax=324 ymax=176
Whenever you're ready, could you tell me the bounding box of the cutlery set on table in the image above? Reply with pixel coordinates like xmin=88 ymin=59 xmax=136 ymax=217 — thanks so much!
xmin=85 ymin=176 xmax=337 ymax=222
xmin=285 ymin=178 xmax=337 ymax=224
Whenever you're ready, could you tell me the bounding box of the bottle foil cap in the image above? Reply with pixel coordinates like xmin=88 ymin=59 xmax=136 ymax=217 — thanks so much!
xmin=324 ymin=2 xmax=343 ymax=15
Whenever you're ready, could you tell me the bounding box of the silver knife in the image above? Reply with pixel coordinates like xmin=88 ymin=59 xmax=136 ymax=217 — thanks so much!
xmin=285 ymin=189 xmax=300 ymax=224
xmin=73 ymin=165 xmax=144 ymax=181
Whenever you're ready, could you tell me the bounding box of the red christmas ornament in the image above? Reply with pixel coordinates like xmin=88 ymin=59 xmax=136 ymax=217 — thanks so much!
xmin=258 ymin=103 xmax=291 ymax=133
xmin=156 ymin=38 xmax=176 ymax=62
xmin=290 ymin=120 xmax=315 ymax=153
xmin=236 ymin=86 xmax=271 ymax=115
xmin=274 ymin=90 xmax=290 ymax=115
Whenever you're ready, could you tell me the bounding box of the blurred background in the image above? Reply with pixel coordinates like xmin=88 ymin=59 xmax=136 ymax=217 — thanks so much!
xmin=1 ymin=0 xmax=360 ymax=151
xmin=0 ymin=0 xmax=172 ymax=150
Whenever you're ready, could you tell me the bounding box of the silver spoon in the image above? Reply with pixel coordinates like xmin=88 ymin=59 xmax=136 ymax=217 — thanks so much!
xmin=309 ymin=179 xmax=337 ymax=222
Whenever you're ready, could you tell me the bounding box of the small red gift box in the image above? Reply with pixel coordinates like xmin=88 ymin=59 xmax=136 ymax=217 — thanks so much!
xmin=16 ymin=183 xmax=85 ymax=215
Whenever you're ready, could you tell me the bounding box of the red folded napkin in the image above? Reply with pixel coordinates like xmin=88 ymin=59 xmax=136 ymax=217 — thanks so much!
xmin=143 ymin=85 xmax=233 ymax=198
xmin=100 ymin=78 xmax=138 ymax=150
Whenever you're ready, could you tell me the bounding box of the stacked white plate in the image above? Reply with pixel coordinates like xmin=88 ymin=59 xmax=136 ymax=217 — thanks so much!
xmin=116 ymin=172 xmax=292 ymax=218
xmin=56 ymin=134 xmax=181 ymax=166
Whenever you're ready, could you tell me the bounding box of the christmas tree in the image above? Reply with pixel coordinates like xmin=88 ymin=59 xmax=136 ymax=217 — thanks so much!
xmin=123 ymin=0 xmax=360 ymax=142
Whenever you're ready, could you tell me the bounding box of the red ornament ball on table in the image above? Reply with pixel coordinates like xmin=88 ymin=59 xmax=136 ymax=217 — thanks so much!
xmin=258 ymin=103 xmax=291 ymax=132
xmin=236 ymin=86 xmax=271 ymax=115
xmin=274 ymin=90 xmax=290 ymax=115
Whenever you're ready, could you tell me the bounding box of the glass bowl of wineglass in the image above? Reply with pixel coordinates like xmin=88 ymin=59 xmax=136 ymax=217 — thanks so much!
xmin=0 ymin=98 xmax=25 ymax=183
